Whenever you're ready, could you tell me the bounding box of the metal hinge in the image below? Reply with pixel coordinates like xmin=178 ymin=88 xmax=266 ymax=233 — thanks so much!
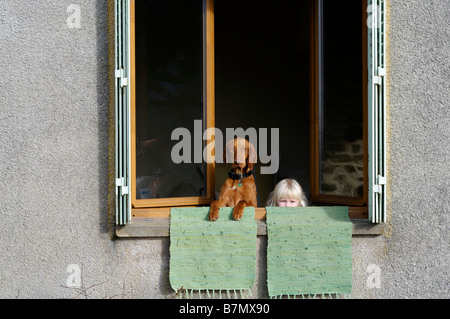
xmin=116 ymin=178 xmax=129 ymax=196
xmin=373 ymin=175 xmax=386 ymax=194
xmin=374 ymin=67 xmax=386 ymax=86
xmin=115 ymin=69 xmax=128 ymax=88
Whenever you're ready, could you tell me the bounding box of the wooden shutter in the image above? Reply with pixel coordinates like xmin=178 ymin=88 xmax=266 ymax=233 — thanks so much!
xmin=114 ymin=0 xmax=131 ymax=225
xmin=367 ymin=0 xmax=387 ymax=223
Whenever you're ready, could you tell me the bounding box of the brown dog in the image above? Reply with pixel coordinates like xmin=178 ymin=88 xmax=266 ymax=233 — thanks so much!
xmin=209 ymin=138 xmax=257 ymax=221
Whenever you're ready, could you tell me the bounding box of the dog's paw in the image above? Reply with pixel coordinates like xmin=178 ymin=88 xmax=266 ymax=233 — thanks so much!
xmin=232 ymin=207 xmax=244 ymax=221
xmin=209 ymin=211 xmax=219 ymax=222
xmin=209 ymin=201 xmax=220 ymax=222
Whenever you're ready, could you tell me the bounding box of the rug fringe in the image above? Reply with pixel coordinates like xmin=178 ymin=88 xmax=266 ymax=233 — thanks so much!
xmin=269 ymin=292 xmax=352 ymax=299
xmin=176 ymin=288 xmax=253 ymax=299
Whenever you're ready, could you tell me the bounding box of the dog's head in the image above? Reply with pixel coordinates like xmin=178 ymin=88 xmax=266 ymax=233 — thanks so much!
xmin=224 ymin=137 xmax=257 ymax=172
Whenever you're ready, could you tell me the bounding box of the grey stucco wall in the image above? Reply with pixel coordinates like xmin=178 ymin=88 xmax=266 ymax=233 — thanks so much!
xmin=381 ymin=0 xmax=449 ymax=298
xmin=0 ymin=0 xmax=448 ymax=299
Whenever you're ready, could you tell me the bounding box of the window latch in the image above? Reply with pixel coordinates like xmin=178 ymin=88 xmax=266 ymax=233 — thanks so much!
xmin=115 ymin=69 xmax=128 ymax=88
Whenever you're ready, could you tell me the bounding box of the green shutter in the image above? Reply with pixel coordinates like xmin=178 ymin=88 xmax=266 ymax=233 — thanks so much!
xmin=115 ymin=0 xmax=131 ymax=225
xmin=367 ymin=0 xmax=386 ymax=223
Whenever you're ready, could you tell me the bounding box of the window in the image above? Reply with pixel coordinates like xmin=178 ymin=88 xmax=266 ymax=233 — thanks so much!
xmin=133 ymin=0 xmax=214 ymax=209
xmin=309 ymin=0 xmax=386 ymax=224
xmin=114 ymin=0 xmax=215 ymax=225
xmin=310 ymin=0 xmax=367 ymax=216
xmin=114 ymin=0 xmax=386 ymax=226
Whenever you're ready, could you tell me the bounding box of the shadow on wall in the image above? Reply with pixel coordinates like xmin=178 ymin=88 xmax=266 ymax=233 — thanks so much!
xmin=100 ymin=0 xmax=116 ymax=239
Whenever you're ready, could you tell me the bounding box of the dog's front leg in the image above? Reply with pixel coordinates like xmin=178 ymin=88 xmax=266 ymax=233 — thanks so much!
xmin=209 ymin=200 xmax=221 ymax=221
xmin=232 ymin=200 xmax=250 ymax=221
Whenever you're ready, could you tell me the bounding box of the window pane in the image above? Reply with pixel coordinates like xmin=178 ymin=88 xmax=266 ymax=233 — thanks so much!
xmin=319 ymin=0 xmax=363 ymax=198
xmin=135 ymin=0 xmax=204 ymax=199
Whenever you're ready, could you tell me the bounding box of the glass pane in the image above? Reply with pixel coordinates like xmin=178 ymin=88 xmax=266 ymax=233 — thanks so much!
xmin=319 ymin=0 xmax=363 ymax=198
xmin=135 ymin=0 xmax=205 ymax=199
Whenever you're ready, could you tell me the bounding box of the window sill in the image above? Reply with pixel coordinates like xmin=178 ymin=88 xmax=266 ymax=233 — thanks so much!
xmin=115 ymin=217 xmax=385 ymax=238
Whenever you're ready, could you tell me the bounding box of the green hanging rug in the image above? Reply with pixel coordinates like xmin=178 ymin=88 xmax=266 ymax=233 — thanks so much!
xmin=266 ymin=206 xmax=353 ymax=298
xmin=169 ymin=207 xmax=257 ymax=298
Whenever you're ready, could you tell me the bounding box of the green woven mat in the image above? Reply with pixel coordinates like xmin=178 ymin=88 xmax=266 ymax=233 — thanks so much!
xmin=169 ymin=207 xmax=257 ymax=298
xmin=266 ymin=206 xmax=353 ymax=298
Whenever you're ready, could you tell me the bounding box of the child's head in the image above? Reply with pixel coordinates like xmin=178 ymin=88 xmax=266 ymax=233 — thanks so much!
xmin=266 ymin=178 xmax=308 ymax=207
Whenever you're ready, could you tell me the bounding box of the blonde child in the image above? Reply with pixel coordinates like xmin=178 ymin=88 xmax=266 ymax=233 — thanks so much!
xmin=266 ymin=178 xmax=308 ymax=207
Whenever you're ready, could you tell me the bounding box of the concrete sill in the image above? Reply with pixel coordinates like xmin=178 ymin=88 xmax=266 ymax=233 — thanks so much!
xmin=116 ymin=218 xmax=385 ymax=238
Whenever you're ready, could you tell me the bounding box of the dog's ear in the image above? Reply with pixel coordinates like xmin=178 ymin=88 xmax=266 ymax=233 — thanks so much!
xmin=224 ymin=139 xmax=234 ymax=167
xmin=223 ymin=144 xmax=228 ymax=168
xmin=247 ymin=141 xmax=257 ymax=169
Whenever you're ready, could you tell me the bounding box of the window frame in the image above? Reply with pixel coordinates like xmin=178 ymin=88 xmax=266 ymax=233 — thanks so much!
xmin=129 ymin=0 xmax=216 ymax=213
xmin=114 ymin=0 xmax=387 ymax=227
xmin=309 ymin=0 xmax=370 ymax=219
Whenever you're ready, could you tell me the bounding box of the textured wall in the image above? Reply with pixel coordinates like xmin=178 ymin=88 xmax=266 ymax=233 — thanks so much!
xmin=380 ymin=0 xmax=450 ymax=298
xmin=0 ymin=0 xmax=448 ymax=299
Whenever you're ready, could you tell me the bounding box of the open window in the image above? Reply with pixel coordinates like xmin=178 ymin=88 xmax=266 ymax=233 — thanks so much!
xmin=114 ymin=0 xmax=386 ymax=226
xmin=132 ymin=0 xmax=215 ymax=209
xmin=310 ymin=0 xmax=368 ymax=217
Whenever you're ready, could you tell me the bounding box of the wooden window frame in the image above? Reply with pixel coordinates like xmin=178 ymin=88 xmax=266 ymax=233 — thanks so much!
xmin=126 ymin=0 xmax=370 ymax=220
xmin=129 ymin=0 xmax=216 ymax=215
xmin=309 ymin=0 xmax=369 ymax=219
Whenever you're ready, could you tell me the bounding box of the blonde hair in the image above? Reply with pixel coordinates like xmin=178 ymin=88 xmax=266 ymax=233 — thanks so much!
xmin=266 ymin=179 xmax=308 ymax=207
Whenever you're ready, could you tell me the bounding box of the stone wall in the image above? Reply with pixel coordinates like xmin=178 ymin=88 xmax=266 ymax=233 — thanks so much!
xmin=321 ymin=139 xmax=364 ymax=198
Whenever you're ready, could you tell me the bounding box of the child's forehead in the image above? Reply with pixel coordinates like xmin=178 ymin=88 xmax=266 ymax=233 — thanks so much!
xmin=278 ymin=190 xmax=300 ymax=198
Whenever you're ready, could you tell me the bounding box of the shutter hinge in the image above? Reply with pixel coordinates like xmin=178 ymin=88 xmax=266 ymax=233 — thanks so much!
xmin=116 ymin=178 xmax=129 ymax=196
xmin=374 ymin=68 xmax=386 ymax=86
xmin=373 ymin=176 xmax=386 ymax=194
xmin=115 ymin=69 xmax=128 ymax=88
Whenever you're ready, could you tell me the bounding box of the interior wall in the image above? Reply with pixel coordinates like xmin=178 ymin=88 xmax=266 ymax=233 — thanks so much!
xmin=215 ymin=1 xmax=311 ymax=205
